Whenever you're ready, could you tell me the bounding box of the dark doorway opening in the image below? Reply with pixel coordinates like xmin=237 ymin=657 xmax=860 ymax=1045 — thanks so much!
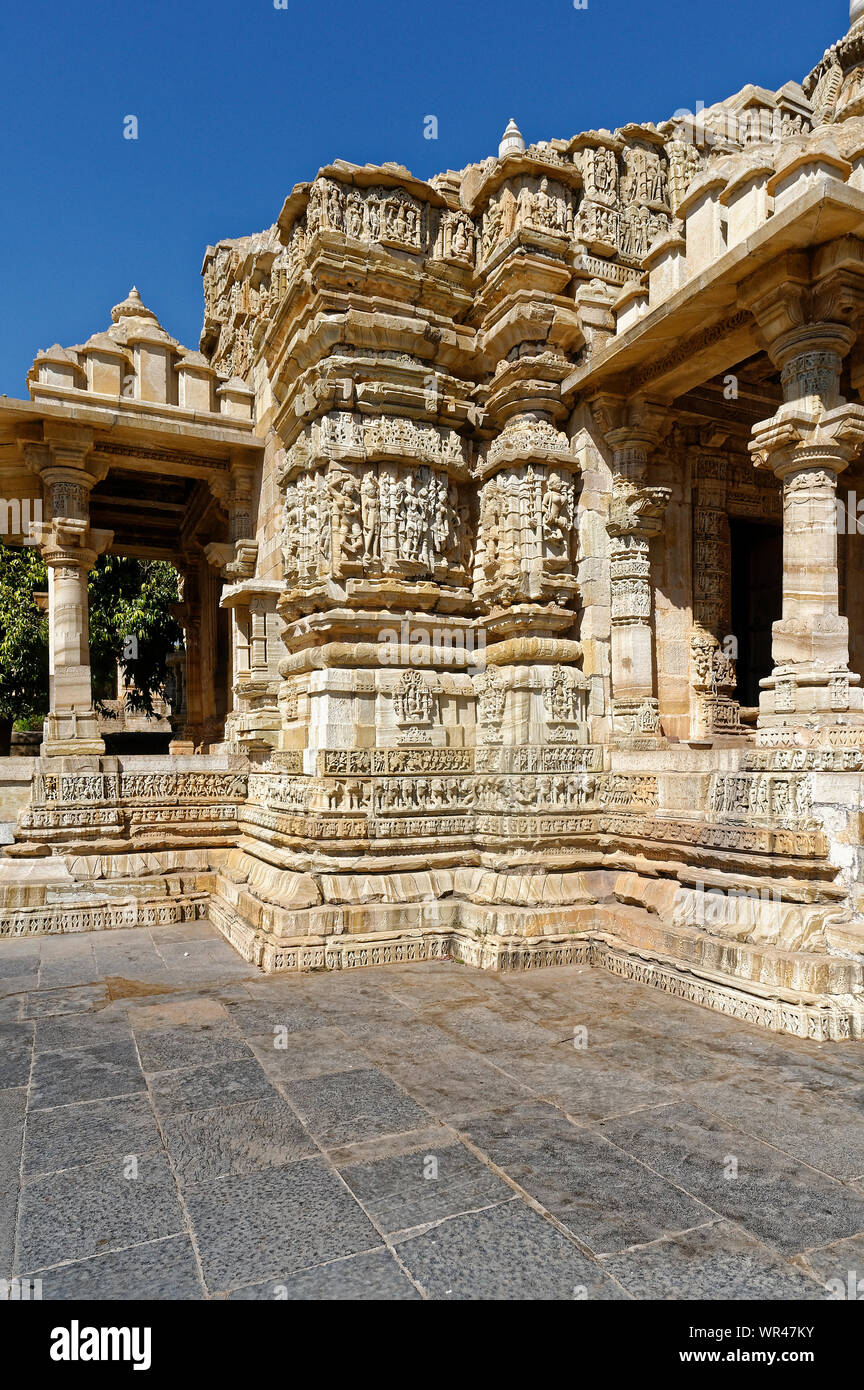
xmin=729 ymin=518 xmax=782 ymax=708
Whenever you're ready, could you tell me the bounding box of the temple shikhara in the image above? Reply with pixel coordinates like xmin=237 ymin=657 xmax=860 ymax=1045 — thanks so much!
xmin=5 ymin=3 xmax=864 ymax=1041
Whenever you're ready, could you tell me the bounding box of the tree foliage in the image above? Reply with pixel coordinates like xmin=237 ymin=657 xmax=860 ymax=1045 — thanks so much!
xmin=0 ymin=545 xmax=183 ymax=728
xmin=88 ymin=557 xmax=183 ymax=714
xmin=0 ymin=542 xmax=49 ymax=726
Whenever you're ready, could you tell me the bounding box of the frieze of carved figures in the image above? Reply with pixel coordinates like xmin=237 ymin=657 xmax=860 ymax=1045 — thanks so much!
xmin=543 ymin=665 xmax=586 ymax=725
xmin=620 ymin=145 xmax=668 ymax=208
xmin=307 ymin=179 xmax=425 ymax=254
xmin=438 ymin=211 xmax=476 ymax=266
xmin=393 ymin=669 xmax=437 ymax=726
xmin=475 ymin=465 xmax=578 ymax=584
xmin=281 ymin=412 xmax=467 ymax=477
xmin=282 ymin=460 xmax=469 ymax=585
xmin=474 ymin=667 xmax=507 ymax=726
xmin=578 ymin=200 xmax=668 ymax=264
xmin=709 ymin=772 xmax=813 ymax=828
xmin=690 ymin=632 xmax=736 ymax=694
xmin=40 ymin=772 xmax=248 ymax=804
xmin=664 ymin=135 xmax=701 ymax=213
xmin=480 ymin=177 xmax=573 ymax=263
xmin=582 ymin=148 xmax=619 ymax=207
xmin=613 ymin=697 xmax=661 ymax=737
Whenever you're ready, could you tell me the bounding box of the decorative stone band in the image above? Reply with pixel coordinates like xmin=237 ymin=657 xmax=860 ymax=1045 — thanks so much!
xmin=205 ymin=902 xmax=864 ymax=1043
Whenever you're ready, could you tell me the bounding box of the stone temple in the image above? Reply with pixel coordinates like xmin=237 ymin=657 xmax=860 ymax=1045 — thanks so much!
xmin=4 ymin=4 xmax=864 ymax=1043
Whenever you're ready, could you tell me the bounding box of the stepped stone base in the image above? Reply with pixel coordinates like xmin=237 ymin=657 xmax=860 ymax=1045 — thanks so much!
xmin=2 ymin=845 xmax=861 ymax=1041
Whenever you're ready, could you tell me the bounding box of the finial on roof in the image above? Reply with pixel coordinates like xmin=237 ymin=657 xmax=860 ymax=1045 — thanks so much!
xmin=498 ymin=118 xmax=525 ymax=159
xmin=110 ymin=286 xmax=158 ymax=324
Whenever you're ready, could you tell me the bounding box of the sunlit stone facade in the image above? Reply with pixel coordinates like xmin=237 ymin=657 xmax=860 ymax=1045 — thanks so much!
xmin=4 ymin=6 xmax=864 ymax=1039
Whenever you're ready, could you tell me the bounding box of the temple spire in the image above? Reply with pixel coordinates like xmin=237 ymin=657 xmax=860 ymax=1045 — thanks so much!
xmin=853 ymin=0 xmax=864 ymax=30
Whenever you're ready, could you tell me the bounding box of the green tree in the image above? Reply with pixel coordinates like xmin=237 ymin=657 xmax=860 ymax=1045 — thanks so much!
xmin=88 ymin=557 xmax=183 ymax=714
xmin=0 ymin=542 xmax=49 ymax=754
xmin=0 ymin=548 xmax=182 ymax=753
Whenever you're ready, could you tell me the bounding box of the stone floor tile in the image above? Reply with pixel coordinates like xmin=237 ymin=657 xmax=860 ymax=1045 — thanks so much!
xmin=335 ymin=1132 xmax=512 ymax=1234
xmin=30 ymin=1040 xmax=145 ymax=1111
xmin=0 ymin=1021 xmax=33 ymax=1088
xmin=17 ymin=1152 xmax=185 ymax=1271
xmin=461 ymin=1101 xmax=714 ymax=1254
xmin=601 ymin=1220 xmax=828 ymax=1300
xmin=148 ymin=1057 xmax=276 ymax=1117
xmin=19 ymin=984 xmax=107 ymax=1019
xmin=33 ymin=1234 xmax=205 ymax=1299
xmin=24 ymin=1094 xmax=163 ymax=1176
xmin=601 ymin=1102 xmax=864 ymax=1256
xmin=282 ymin=1067 xmax=431 ymax=1146
xmin=394 ymin=1200 xmax=627 ymax=1300
xmin=184 ymin=1158 xmax=381 ymax=1292
xmin=162 ymin=1094 xmax=316 ymax=1183
xmin=226 ymin=1248 xmax=420 ymax=1300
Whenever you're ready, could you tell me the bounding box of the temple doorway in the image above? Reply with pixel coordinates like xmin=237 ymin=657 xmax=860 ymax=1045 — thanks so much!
xmin=729 ymin=517 xmax=782 ymax=709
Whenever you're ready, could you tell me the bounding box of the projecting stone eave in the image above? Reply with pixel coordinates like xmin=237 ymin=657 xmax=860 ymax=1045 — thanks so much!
xmin=562 ymin=176 xmax=864 ymax=405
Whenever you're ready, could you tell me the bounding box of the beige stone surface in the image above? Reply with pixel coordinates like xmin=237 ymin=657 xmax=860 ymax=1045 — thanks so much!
xmin=5 ymin=5 xmax=864 ymax=1038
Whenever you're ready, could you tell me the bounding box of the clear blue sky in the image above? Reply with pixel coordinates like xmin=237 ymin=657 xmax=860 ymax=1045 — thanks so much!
xmin=0 ymin=0 xmax=848 ymax=396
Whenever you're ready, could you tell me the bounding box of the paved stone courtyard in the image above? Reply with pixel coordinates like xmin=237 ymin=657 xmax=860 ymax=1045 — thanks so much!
xmin=0 ymin=920 xmax=863 ymax=1301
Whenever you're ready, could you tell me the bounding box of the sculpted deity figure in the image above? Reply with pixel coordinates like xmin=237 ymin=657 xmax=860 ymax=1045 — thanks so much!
xmin=330 ymin=473 xmax=362 ymax=566
xmin=543 ymin=471 xmax=571 ymax=556
xmin=451 ymin=216 xmax=470 ymax=259
xmin=346 ymin=196 xmax=363 ymax=239
xmin=483 ymin=200 xmax=504 ymax=259
xmin=361 ymin=470 xmax=380 ymax=560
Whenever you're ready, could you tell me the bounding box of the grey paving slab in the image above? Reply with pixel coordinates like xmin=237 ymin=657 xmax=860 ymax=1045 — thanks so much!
xmin=184 ymin=1157 xmax=381 ymax=1292
xmin=17 ymin=1152 xmax=185 ymax=1272
xmin=148 ymin=1057 xmax=276 ymax=1117
xmin=695 ymin=1075 xmax=864 ymax=1179
xmin=394 ymin=1200 xmax=628 ymax=1300
xmin=227 ymin=1248 xmax=421 ymax=1300
xmin=134 ymin=1023 xmax=252 ymax=1074
xmin=0 ymin=973 xmax=39 ymax=999
xmin=602 ymin=1220 xmax=828 ymax=1300
xmin=425 ymin=1002 xmax=568 ymax=1053
xmin=0 ymin=953 xmax=40 ymax=979
xmin=34 ymin=1234 xmax=205 ymax=1299
xmin=249 ymin=1025 xmax=364 ymax=1081
xmin=161 ymin=1093 xmax=317 ymax=1184
xmin=24 ymin=1094 xmax=163 ymax=1176
xmin=282 ymin=1067 xmax=432 ymax=1146
xmin=225 ymin=995 xmax=332 ymax=1037
xmin=0 ymin=1087 xmax=26 ymax=1277
xmin=19 ymin=984 xmax=107 ymax=1019
xmin=30 ymin=1040 xmax=145 ymax=1111
xmin=0 ymin=1021 xmax=33 ymax=1087
xmin=796 ymin=1231 xmax=864 ymax=1296
xmin=492 ymin=1047 xmax=682 ymax=1122
xmin=34 ymin=1010 xmax=134 ymax=1054
xmin=335 ymin=1132 xmax=512 ymax=1235
xmin=379 ymin=1043 xmax=537 ymax=1122
xmin=460 ymin=1102 xmax=714 ymax=1255
xmin=601 ymin=1102 xmax=864 ymax=1256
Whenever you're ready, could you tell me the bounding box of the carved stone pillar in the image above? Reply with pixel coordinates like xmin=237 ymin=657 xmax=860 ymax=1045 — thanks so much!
xmin=605 ymin=424 xmax=670 ymax=742
xmin=32 ymin=465 xmax=113 ymax=756
xmin=690 ymin=450 xmax=742 ymax=736
xmin=750 ymin=324 xmax=864 ymax=726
